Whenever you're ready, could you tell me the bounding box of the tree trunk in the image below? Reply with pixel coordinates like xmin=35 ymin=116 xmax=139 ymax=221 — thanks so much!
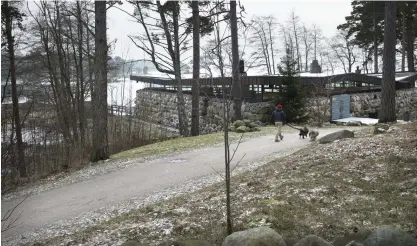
xmin=91 ymin=0 xmax=109 ymax=162
xmin=268 ymin=23 xmax=276 ymax=74
xmin=191 ymin=1 xmax=200 ymax=136
xmin=401 ymin=3 xmax=406 ymax=72
xmin=379 ymin=1 xmax=397 ymax=123
xmin=173 ymin=2 xmax=189 ymax=137
xmin=77 ymin=1 xmax=86 ymax=145
xmin=405 ymin=4 xmax=415 ymax=72
xmin=4 ymin=1 xmax=26 ymax=178
xmin=373 ymin=2 xmax=378 ymax=73
xmin=230 ymin=0 xmax=241 ymax=121
xmin=292 ymin=15 xmax=301 ymax=71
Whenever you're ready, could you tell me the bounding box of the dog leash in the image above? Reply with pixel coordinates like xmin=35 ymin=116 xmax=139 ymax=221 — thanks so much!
xmin=285 ymin=123 xmax=301 ymax=131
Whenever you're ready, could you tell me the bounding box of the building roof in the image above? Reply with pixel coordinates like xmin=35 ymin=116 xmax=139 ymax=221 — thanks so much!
xmin=130 ymin=72 xmax=417 ymax=87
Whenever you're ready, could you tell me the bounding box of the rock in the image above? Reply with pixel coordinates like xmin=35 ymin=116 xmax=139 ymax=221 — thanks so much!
xmin=121 ymin=240 xmax=149 ymax=246
xmin=173 ymin=239 xmax=214 ymax=246
xmin=228 ymin=125 xmax=236 ymax=132
xmin=233 ymin=120 xmax=246 ymax=128
xmin=373 ymin=123 xmax=389 ymax=134
xmin=254 ymin=120 xmax=264 ymax=126
xmin=249 ymin=122 xmax=258 ymax=128
xmin=294 ymin=235 xmax=333 ymax=246
xmin=285 ymin=237 xmax=299 ymax=246
xmin=346 ymin=120 xmax=362 ymax=126
xmin=256 ymin=106 xmax=274 ymax=115
xmin=374 ymin=123 xmax=389 ymax=130
xmin=222 ymin=226 xmax=286 ymax=246
xmin=319 ymin=130 xmax=355 ymax=144
xmin=362 ymin=226 xmax=417 ymax=246
xmin=333 ymin=230 xmax=372 ymax=246
xmin=236 ymin=126 xmax=250 ymax=133
xmin=243 ymin=119 xmax=252 ymax=127
xmin=259 ymin=114 xmax=271 ymax=123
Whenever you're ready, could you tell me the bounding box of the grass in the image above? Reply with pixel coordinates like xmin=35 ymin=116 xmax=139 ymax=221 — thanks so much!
xmin=34 ymin=122 xmax=417 ymax=246
xmin=111 ymin=125 xmax=296 ymax=160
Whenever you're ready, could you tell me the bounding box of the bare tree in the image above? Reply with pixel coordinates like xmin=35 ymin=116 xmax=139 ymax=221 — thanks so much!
xmin=249 ymin=15 xmax=279 ymax=74
xmin=191 ymin=1 xmax=200 ymax=136
xmin=301 ymin=24 xmax=314 ymax=72
xmin=126 ymin=1 xmax=190 ymax=136
xmin=289 ymin=11 xmax=301 ymax=71
xmin=311 ymin=23 xmax=323 ymax=61
xmin=230 ymin=0 xmax=241 ymax=122
xmin=91 ymin=0 xmax=109 ymax=161
xmin=379 ymin=1 xmax=397 ymax=123
xmin=2 ymin=0 xmax=26 ymax=178
xmin=1 ymin=195 xmax=28 ymax=232
xmin=329 ymin=30 xmax=358 ymax=73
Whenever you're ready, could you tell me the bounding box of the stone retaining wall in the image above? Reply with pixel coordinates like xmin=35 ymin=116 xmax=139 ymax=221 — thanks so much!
xmin=135 ymin=89 xmax=270 ymax=134
xmin=135 ymin=88 xmax=417 ymax=134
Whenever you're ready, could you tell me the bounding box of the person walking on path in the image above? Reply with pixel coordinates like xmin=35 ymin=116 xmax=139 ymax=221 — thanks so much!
xmin=270 ymin=104 xmax=286 ymax=142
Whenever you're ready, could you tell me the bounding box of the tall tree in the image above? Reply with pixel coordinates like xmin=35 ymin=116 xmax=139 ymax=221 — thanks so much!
xmin=301 ymin=24 xmax=314 ymax=72
xmin=278 ymin=48 xmax=307 ymax=123
xmin=230 ymin=0 xmax=241 ymax=122
xmin=127 ymin=1 xmax=217 ymax=136
xmin=2 ymin=1 xmax=26 ymax=177
xmin=337 ymin=1 xmax=385 ymax=73
xmin=405 ymin=2 xmax=416 ymax=72
xmin=379 ymin=1 xmax=397 ymax=123
xmin=191 ymin=1 xmax=200 ymax=136
xmin=329 ymin=30 xmax=358 ymax=73
xmin=289 ymin=11 xmax=301 ymax=71
xmin=91 ymin=0 xmax=109 ymax=161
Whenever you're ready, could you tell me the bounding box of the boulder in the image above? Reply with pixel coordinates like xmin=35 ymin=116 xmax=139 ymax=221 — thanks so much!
xmin=249 ymin=122 xmax=258 ymax=128
xmin=333 ymin=230 xmax=372 ymax=246
xmin=256 ymin=106 xmax=274 ymax=115
xmin=294 ymin=235 xmax=333 ymax=246
xmin=254 ymin=120 xmax=264 ymax=126
xmin=319 ymin=130 xmax=355 ymax=144
xmin=346 ymin=121 xmax=362 ymax=126
xmin=362 ymin=226 xmax=417 ymax=246
xmin=243 ymin=119 xmax=252 ymax=127
xmin=373 ymin=123 xmax=389 ymax=134
xmin=233 ymin=120 xmax=246 ymax=128
xmin=236 ymin=126 xmax=250 ymax=133
xmin=173 ymin=239 xmax=214 ymax=246
xmin=259 ymin=114 xmax=271 ymax=123
xmin=222 ymin=227 xmax=286 ymax=246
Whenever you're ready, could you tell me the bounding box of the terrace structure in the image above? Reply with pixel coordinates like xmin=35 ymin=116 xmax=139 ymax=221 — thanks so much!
xmin=130 ymin=71 xmax=417 ymax=102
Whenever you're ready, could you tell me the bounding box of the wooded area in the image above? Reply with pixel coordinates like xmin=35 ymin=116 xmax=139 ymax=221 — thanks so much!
xmin=1 ymin=0 xmax=416 ymax=192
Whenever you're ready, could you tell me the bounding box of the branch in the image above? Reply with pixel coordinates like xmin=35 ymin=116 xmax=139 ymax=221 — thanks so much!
xmin=1 ymin=195 xmax=28 ymax=232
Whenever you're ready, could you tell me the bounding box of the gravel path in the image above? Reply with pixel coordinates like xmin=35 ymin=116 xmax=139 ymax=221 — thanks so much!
xmin=1 ymin=127 xmax=357 ymax=245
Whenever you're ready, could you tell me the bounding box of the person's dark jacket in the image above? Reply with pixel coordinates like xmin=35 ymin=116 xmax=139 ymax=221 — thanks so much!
xmin=270 ymin=108 xmax=286 ymax=124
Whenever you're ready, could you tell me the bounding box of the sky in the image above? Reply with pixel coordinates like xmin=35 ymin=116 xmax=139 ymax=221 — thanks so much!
xmin=107 ymin=0 xmax=353 ymax=61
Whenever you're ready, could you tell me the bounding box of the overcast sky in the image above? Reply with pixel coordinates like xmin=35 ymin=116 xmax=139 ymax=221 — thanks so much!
xmin=107 ymin=0 xmax=353 ymax=61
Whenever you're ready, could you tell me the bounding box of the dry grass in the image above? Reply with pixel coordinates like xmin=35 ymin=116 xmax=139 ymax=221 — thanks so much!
xmin=31 ymin=123 xmax=417 ymax=246
xmin=111 ymin=125 xmax=297 ymax=160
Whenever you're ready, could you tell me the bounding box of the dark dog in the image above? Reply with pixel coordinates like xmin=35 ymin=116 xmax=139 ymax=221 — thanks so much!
xmin=299 ymin=126 xmax=309 ymax=139
xmin=287 ymin=124 xmax=309 ymax=139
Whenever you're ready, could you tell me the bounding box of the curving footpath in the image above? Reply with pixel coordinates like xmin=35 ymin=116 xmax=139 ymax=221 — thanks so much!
xmin=1 ymin=127 xmax=356 ymax=245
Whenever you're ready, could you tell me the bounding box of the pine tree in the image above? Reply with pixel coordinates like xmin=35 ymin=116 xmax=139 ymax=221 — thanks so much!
xmin=277 ymin=48 xmax=307 ymax=124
